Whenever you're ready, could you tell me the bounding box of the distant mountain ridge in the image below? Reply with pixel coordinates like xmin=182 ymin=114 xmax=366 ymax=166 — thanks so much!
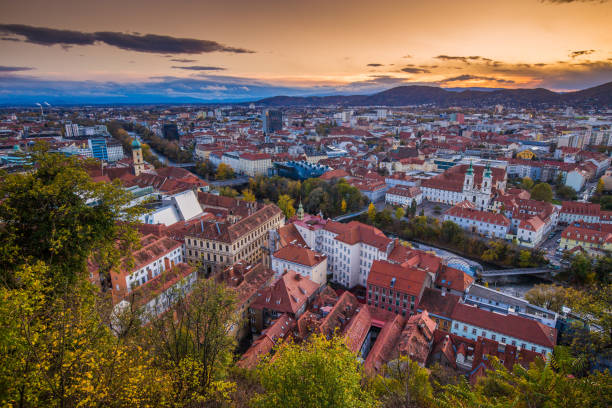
xmin=256 ymin=81 xmax=612 ymax=108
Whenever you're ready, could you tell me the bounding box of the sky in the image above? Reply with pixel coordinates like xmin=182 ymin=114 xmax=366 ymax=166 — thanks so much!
xmin=1 ymin=0 xmax=612 ymax=104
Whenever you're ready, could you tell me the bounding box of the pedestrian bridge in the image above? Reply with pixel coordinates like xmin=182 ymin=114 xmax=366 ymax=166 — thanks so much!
xmin=479 ymin=267 xmax=551 ymax=277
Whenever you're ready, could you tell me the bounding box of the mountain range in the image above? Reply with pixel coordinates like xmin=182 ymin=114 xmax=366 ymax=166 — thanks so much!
xmin=256 ymin=81 xmax=612 ymax=108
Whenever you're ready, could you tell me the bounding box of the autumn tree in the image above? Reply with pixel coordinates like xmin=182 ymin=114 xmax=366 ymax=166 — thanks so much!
xmin=370 ymin=357 xmax=433 ymax=408
xmin=277 ymin=194 xmax=296 ymax=218
xmin=395 ymin=206 xmax=405 ymax=220
xmin=341 ymin=198 xmax=347 ymax=213
xmin=524 ymin=284 xmax=568 ymax=313
xmin=242 ymin=189 xmax=256 ymax=202
xmin=521 ymin=177 xmax=535 ymax=191
xmin=531 ymin=182 xmax=553 ymax=202
xmin=145 ymin=279 xmax=238 ymax=406
xmin=252 ymin=335 xmax=376 ymax=408
xmin=368 ymin=202 xmax=377 ymax=223
xmin=216 ymin=163 xmax=235 ymax=180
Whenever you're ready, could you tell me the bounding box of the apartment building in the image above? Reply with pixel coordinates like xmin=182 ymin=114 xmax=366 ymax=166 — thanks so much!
xmin=385 ymin=186 xmax=422 ymax=207
xmin=443 ymin=203 xmax=511 ymax=238
xmin=184 ymin=204 xmax=284 ymax=275
xmin=271 ymin=244 xmax=328 ymax=285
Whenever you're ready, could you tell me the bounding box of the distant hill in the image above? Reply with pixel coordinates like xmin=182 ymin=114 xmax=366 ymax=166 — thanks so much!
xmin=256 ymin=81 xmax=612 ymax=108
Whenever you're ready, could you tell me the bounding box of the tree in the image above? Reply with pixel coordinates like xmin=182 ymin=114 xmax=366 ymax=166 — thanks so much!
xmin=596 ymin=178 xmax=604 ymax=195
xmin=440 ymin=221 xmax=463 ymax=245
xmin=277 ymin=194 xmax=296 ymax=219
xmin=0 ymin=145 xmax=142 ymax=289
xmin=518 ymin=250 xmax=532 ymax=267
xmin=242 ymin=189 xmax=256 ymax=202
xmin=341 ymin=199 xmax=347 ymax=213
xmin=146 ymin=279 xmax=238 ymax=406
xmin=252 ymin=334 xmax=376 ymax=408
xmin=395 ymin=206 xmax=405 ymax=220
xmin=410 ymin=200 xmax=417 ymax=217
xmin=216 ymin=163 xmax=235 ymax=180
xmin=521 ymin=177 xmax=535 ymax=191
xmin=219 ymin=187 xmax=239 ymax=198
xmin=531 ymin=183 xmax=553 ymax=202
xmin=368 ymin=202 xmax=377 ymax=223
xmin=524 ymin=284 xmax=568 ymax=313
xmin=371 ymin=357 xmax=433 ymax=408
xmin=557 ymin=185 xmax=577 ymax=200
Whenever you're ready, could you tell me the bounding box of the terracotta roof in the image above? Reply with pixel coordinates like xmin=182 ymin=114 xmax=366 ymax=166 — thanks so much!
xmin=368 ymin=260 xmax=429 ymax=297
xmin=250 ymin=270 xmax=320 ymax=315
xmin=277 ymin=223 xmax=308 ymax=247
xmin=435 ymin=266 xmax=474 ymax=293
xmin=325 ymin=220 xmax=392 ymax=252
xmin=417 ymin=288 xmax=461 ymax=319
xmin=445 ymin=205 xmax=511 ymax=227
xmin=273 ymin=244 xmax=326 ymax=267
xmin=363 ymin=314 xmax=406 ymax=374
xmin=451 ymin=303 xmax=557 ymax=349
xmin=238 ymin=314 xmax=295 ymax=369
xmin=560 ymin=201 xmax=601 ymax=217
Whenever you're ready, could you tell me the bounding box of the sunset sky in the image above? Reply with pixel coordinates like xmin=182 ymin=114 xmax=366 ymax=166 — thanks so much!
xmin=1 ymin=0 xmax=611 ymax=103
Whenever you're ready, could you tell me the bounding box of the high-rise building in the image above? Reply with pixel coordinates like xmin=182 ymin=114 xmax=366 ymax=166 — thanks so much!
xmin=162 ymin=123 xmax=179 ymax=140
xmin=65 ymin=123 xmax=80 ymax=138
xmin=262 ymin=109 xmax=283 ymax=135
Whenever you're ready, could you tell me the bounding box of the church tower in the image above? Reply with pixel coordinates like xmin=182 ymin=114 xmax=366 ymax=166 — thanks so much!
xmin=132 ymin=139 xmax=145 ymax=176
xmin=463 ymin=162 xmax=474 ymax=194
xmin=297 ymin=200 xmax=304 ymax=221
xmin=482 ymin=163 xmax=492 ymax=195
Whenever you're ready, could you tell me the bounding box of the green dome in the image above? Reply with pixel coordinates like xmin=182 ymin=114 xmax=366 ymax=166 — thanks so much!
xmin=131 ymin=139 xmax=141 ymax=149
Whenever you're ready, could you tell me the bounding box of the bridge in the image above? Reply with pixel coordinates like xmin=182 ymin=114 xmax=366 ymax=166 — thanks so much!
xmin=170 ymin=162 xmax=195 ymax=168
xmin=333 ymin=207 xmax=368 ymax=222
xmin=209 ymin=176 xmax=251 ymax=187
xmin=478 ymin=267 xmax=552 ymax=277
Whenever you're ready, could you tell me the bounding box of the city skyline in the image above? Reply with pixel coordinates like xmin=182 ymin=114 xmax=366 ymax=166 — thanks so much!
xmin=1 ymin=0 xmax=612 ymax=103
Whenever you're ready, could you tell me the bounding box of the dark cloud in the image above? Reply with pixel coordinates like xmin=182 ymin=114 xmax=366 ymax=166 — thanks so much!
xmin=439 ymin=74 xmax=515 ymax=84
xmin=569 ymin=49 xmax=595 ymax=58
xmin=0 ymin=24 xmax=254 ymax=54
xmin=367 ymin=63 xmax=383 ymax=67
xmin=435 ymin=55 xmax=498 ymax=65
xmin=170 ymin=58 xmax=197 ymax=63
xmin=401 ymin=67 xmax=430 ymax=74
xmin=402 ymin=54 xmax=412 ymax=58
xmin=171 ymin=65 xmax=226 ymax=71
xmin=542 ymin=0 xmax=608 ymax=4
xmin=0 ymin=65 xmax=34 ymax=72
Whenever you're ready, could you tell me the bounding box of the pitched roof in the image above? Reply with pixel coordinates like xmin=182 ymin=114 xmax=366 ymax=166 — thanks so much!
xmin=273 ymin=244 xmax=326 ymax=267
xmin=250 ymin=270 xmax=321 ymax=315
xmin=451 ymin=303 xmax=557 ymax=349
xmin=368 ymin=260 xmax=429 ymax=297
xmin=435 ymin=266 xmax=475 ymax=293
xmin=417 ymin=288 xmax=461 ymax=319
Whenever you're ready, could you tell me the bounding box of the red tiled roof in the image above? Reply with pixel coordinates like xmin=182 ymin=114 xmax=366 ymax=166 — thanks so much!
xmin=273 ymin=244 xmax=326 ymax=267
xmin=368 ymin=260 xmax=429 ymax=297
xmin=451 ymin=303 xmax=557 ymax=349
xmin=250 ymin=270 xmax=320 ymax=315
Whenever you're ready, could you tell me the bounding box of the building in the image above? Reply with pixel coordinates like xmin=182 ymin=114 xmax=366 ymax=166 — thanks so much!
xmin=88 ymin=138 xmax=108 ymax=161
xmin=262 ymin=109 xmax=283 ymax=135
xmin=421 ymin=163 xmax=506 ymax=210
xmin=239 ymin=152 xmax=272 ymax=177
xmin=366 ymin=260 xmax=432 ymax=317
xmin=132 ymin=139 xmax=145 ymax=176
xmin=184 ymin=204 xmax=284 ymax=275
xmin=559 ymin=225 xmax=612 ymax=253
xmin=248 ymin=270 xmax=321 ymax=333
xmin=450 ymin=303 xmax=557 ymax=355
xmin=109 ymin=234 xmax=183 ymax=304
xmin=385 ymin=186 xmax=422 ymax=207
xmin=65 ymin=123 xmax=79 ymax=138
xmin=162 ymin=123 xmax=179 ymax=140
xmin=271 ymin=244 xmax=328 ymax=285
xmin=443 ymin=202 xmax=510 ymax=239
xmin=559 ymin=201 xmax=602 ymax=225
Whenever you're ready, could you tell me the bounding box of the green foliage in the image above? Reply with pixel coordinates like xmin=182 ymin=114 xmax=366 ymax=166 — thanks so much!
xmin=521 ymin=177 xmax=535 ymax=191
xmin=248 ymin=175 xmax=367 ymax=218
xmin=370 ymin=357 xmax=433 ymax=408
xmin=531 ymin=182 xmax=553 ymax=202
xmin=252 ymin=334 xmax=377 ymax=408
xmin=0 ymin=146 xmax=143 ymax=289
xmin=108 ymin=121 xmax=164 ymax=168
xmin=193 ymin=159 xmax=216 ymax=179
xmin=219 ymin=186 xmax=239 ymax=197
xmin=242 ymin=189 xmax=256 ymax=202
xmin=556 ymin=185 xmax=577 ymax=200
xmin=395 ymin=206 xmax=405 ymax=220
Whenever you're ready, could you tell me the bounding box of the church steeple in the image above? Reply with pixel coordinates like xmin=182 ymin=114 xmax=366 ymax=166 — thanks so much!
xmin=297 ymin=200 xmax=304 ymax=221
xmin=132 ymin=138 xmax=145 ymax=176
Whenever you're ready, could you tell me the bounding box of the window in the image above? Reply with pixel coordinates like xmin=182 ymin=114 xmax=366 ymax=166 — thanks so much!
xmin=472 ymin=329 xmax=477 ymax=335
xmin=501 ymin=337 xmax=506 ymax=343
